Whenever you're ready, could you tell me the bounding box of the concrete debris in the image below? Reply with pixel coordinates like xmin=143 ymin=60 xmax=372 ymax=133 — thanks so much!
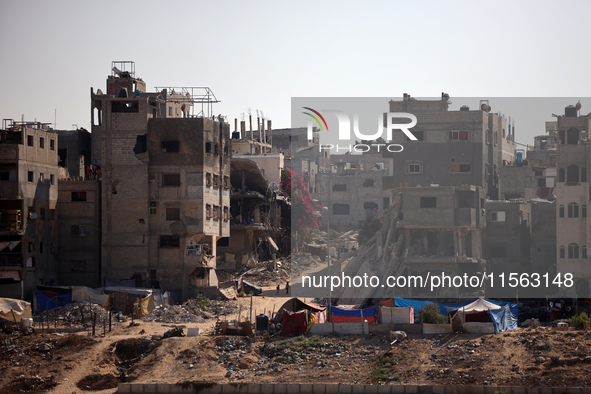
xmin=33 ymin=302 xmax=110 ymax=328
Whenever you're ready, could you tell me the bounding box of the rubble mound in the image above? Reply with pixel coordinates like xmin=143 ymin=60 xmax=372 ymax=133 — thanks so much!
xmin=7 ymin=375 xmax=58 ymax=392
xmin=76 ymin=373 xmax=119 ymax=391
xmin=34 ymin=302 xmax=110 ymax=328
xmin=140 ymin=304 xmax=206 ymax=323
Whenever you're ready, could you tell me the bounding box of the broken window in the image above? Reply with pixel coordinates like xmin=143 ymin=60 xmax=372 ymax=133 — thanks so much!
xmin=362 ymin=179 xmax=375 ymax=187
xmin=27 ymin=135 xmax=34 ymax=147
xmin=39 ymin=137 xmax=45 ymax=149
xmin=111 ymin=101 xmax=139 ymax=113
xmin=134 ymin=135 xmax=147 ymax=154
xmin=333 ymin=203 xmax=350 ymax=215
xmin=490 ymin=211 xmax=505 ymax=222
xmin=206 ymin=173 xmax=212 ymax=187
xmin=162 ymin=173 xmax=181 ymax=187
xmin=166 ymin=207 xmax=180 ymax=221
xmin=213 ymin=205 xmax=220 ymax=220
xmin=72 ymin=191 xmax=87 ymax=202
xmin=223 ymin=176 xmax=230 ymax=189
xmin=206 ymin=204 xmax=212 ymax=219
xmin=567 ymin=128 xmax=580 ymax=145
xmin=420 ymin=197 xmax=436 ymax=208
xmin=159 ymin=235 xmax=180 ymax=248
xmin=161 ymin=140 xmax=179 ymax=153
xmin=223 ymin=206 xmax=229 ymax=221
xmin=205 ymin=142 xmax=212 ymax=153
xmin=451 ymin=163 xmax=471 ymax=173
xmin=537 ymin=178 xmax=546 ymax=188
xmin=213 ymin=175 xmax=220 ymax=187
xmin=27 ymin=171 xmax=34 ymax=182
xmin=567 ymin=164 xmax=579 ymax=183
xmin=449 ymin=131 xmax=468 ymax=141
xmin=50 ymin=174 xmax=55 ymax=185
xmin=332 ymin=184 xmax=347 ymax=192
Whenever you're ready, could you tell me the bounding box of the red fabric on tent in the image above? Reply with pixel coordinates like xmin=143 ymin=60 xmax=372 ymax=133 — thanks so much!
xmin=330 ymin=314 xmax=376 ymax=324
xmin=379 ymin=298 xmax=396 ymax=307
xmin=281 ymin=310 xmax=307 ymax=337
xmin=464 ymin=310 xmax=490 ymax=323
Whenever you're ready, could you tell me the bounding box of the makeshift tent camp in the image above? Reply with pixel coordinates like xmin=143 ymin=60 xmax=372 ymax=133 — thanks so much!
xmin=445 ymin=298 xmax=518 ymax=333
xmin=281 ymin=310 xmax=307 ymax=337
xmin=275 ymin=298 xmax=325 ymax=322
xmin=0 ymin=298 xmax=32 ymax=323
xmin=379 ymin=306 xmax=414 ymax=324
xmin=328 ymin=305 xmax=378 ymax=324
xmin=36 ymin=286 xmax=72 ymax=311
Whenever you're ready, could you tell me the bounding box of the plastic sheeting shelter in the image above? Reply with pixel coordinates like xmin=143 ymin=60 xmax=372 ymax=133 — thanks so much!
xmin=328 ymin=305 xmax=377 ymax=324
xmin=0 ymin=298 xmax=32 ymax=323
xmin=281 ymin=309 xmax=307 ymax=337
xmin=445 ymin=298 xmax=518 ymax=333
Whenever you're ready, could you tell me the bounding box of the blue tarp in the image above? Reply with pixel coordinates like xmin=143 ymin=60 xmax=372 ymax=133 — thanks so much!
xmin=489 ymin=304 xmax=518 ymax=332
xmin=328 ymin=305 xmax=378 ymax=317
xmin=37 ymin=290 xmax=72 ymax=311
xmin=393 ymin=298 xmax=472 ymax=315
xmin=393 ymin=297 xmax=518 ymax=331
xmin=328 ymin=305 xmax=378 ymax=323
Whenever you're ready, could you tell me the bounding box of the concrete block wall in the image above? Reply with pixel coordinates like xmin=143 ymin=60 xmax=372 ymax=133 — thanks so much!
xmin=117 ymin=383 xmax=591 ymax=394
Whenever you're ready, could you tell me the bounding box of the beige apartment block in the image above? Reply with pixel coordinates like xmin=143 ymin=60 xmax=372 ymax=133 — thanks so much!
xmin=91 ymin=62 xmax=230 ymax=300
xmin=554 ymin=104 xmax=591 ymax=297
xmin=0 ymin=121 xmax=59 ymax=299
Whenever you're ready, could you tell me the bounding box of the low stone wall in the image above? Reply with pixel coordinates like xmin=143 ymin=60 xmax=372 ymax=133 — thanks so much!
xmin=117 ymin=382 xmax=591 ymax=394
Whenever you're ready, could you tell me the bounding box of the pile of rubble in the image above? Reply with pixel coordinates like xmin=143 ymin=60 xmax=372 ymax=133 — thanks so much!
xmin=33 ymin=302 xmax=110 ymax=328
xmin=140 ymin=305 xmax=206 ymax=324
xmin=239 ymin=257 xmax=291 ymax=286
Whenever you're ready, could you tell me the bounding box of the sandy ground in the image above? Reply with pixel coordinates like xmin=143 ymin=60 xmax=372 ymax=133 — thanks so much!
xmin=1 ymin=290 xmax=591 ymax=393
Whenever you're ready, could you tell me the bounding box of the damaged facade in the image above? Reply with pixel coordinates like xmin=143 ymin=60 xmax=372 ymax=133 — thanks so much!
xmin=317 ymin=152 xmax=388 ymax=228
xmin=382 ymin=93 xmax=516 ymax=200
xmin=90 ymin=62 xmax=230 ymax=300
xmin=216 ymin=158 xmax=288 ymax=271
xmin=553 ymin=104 xmax=591 ymax=297
xmin=0 ymin=121 xmax=59 ymax=299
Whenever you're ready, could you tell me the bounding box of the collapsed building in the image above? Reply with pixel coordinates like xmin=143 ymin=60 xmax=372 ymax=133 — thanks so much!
xmin=216 ymin=158 xmax=289 ymax=271
xmin=333 ymin=185 xmax=487 ymax=302
xmin=90 ymin=62 xmax=230 ymax=300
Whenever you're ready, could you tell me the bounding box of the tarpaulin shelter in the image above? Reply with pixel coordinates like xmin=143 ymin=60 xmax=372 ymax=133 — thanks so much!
xmin=328 ymin=305 xmax=378 ymax=324
xmin=0 ymin=298 xmax=32 ymax=322
xmin=281 ymin=309 xmax=307 ymax=336
xmin=276 ymin=298 xmax=325 ymax=322
xmin=379 ymin=306 xmax=414 ymax=324
xmin=36 ymin=286 xmax=72 ymax=312
xmin=445 ymin=298 xmax=518 ymax=333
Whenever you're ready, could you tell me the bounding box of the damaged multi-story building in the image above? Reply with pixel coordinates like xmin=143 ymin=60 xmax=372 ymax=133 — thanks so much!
xmin=0 ymin=120 xmax=59 ymax=299
xmin=317 ymin=152 xmax=388 ymax=228
xmin=216 ymin=157 xmax=289 ymax=271
xmin=553 ymin=103 xmax=591 ymax=297
xmin=382 ymin=93 xmax=516 ymax=200
xmin=90 ymin=62 xmax=230 ymax=300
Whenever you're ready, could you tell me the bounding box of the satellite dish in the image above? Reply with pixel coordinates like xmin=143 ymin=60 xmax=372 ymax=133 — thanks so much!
xmin=576 ymin=102 xmax=582 ymax=111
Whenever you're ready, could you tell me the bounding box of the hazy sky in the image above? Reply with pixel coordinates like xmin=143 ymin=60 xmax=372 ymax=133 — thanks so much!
xmin=1 ymin=1 xmax=590 ymax=145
